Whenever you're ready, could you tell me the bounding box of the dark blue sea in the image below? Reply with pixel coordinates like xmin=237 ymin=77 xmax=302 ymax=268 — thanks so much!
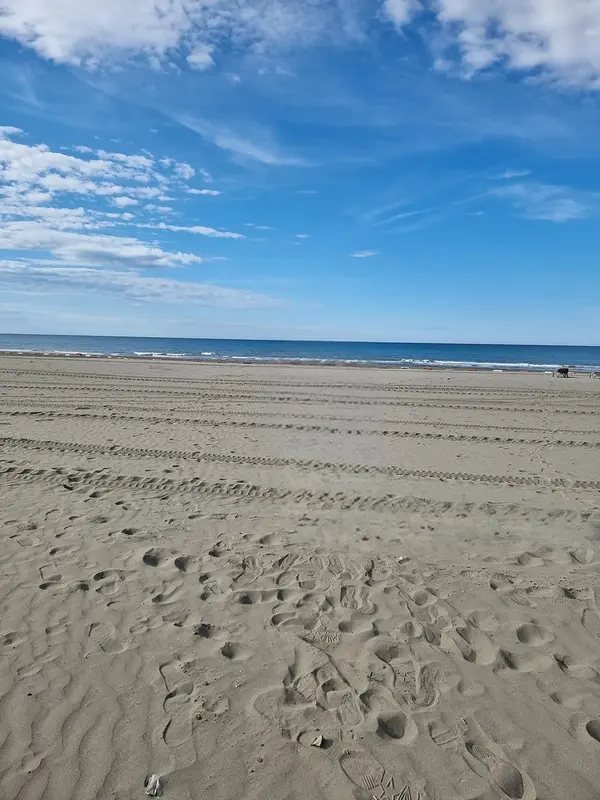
xmin=1 ymin=334 xmax=600 ymax=372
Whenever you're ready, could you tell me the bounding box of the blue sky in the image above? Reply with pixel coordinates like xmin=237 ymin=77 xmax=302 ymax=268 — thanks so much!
xmin=0 ymin=0 xmax=599 ymax=344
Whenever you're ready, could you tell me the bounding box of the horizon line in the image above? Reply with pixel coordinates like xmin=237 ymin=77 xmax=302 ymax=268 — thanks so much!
xmin=1 ymin=332 xmax=599 ymax=348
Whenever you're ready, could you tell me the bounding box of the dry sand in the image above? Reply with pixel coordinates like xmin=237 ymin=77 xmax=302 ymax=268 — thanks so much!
xmin=1 ymin=356 xmax=600 ymax=800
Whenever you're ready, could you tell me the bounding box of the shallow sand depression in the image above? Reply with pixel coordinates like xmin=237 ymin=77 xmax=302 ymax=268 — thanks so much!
xmin=1 ymin=355 xmax=600 ymax=800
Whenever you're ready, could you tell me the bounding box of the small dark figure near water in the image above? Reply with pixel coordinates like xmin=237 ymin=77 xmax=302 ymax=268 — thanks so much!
xmin=554 ymin=367 xmax=569 ymax=378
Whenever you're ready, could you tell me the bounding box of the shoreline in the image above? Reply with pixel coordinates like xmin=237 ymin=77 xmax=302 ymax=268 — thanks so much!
xmin=0 ymin=349 xmax=588 ymax=374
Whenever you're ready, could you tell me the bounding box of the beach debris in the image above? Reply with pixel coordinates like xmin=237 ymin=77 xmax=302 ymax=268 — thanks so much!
xmin=398 ymin=556 xmax=408 ymax=563
xmin=311 ymin=734 xmax=324 ymax=748
xmin=144 ymin=774 xmax=162 ymax=796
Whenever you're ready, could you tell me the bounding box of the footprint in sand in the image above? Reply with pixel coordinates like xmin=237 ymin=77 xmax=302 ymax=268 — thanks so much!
xmin=582 ymin=608 xmax=600 ymax=639
xmin=517 ymin=552 xmax=545 ymax=567
xmin=89 ymin=515 xmax=110 ymax=525
xmin=163 ymin=681 xmax=194 ymax=747
xmin=17 ymin=662 xmax=43 ymax=678
xmin=465 ymin=741 xmax=534 ymax=800
xmin=233 ymin=555 xmax=262 ymax=584
xmin=299 ymin=736 xmax=421 ymax=799
xmin=202 ymin=695 xmax=229 ymax=716
xmin=376 ymin=709 xmax=418 ymax=744
xmin=88 ymin=622 xmax=128 ymax=654
xmin=236 ymin=589 xmax=277 ymax=606
xmin=571 ymin=547 xmax=594 ymax=564
xmin=2 ymin=630 xmax=27 ymax=648
xmin=10 ymin=533 xmax=41 ymax=548
xmin=16 ymin=521 xmax=38 ymax=532
xmin=585 ymin=719 xmax=600 ymax=742
xmin=516 ymin=622 xmax=553 ymax=646
xmin=454 ymin=625 xmax=497 ymax=666
xmin=429 ymin=717 xmax=468 ymax=751
xmin=193 ymin=622 xmax=213 ymax=638
xmin=174 ymin=555 xmax=202 ymax=573
xmin=409 ymin=588 xmax=437 ymax=607
xmin=501 ymin=649 xmax=554 ymax=673
xmin=45 ymin=623 xmax=69 ymax=643
xmin=40 ymin=565 xmax=62 ymax=583
xmin=340 ymin=584 xmax=377 ymax=614
xmin=150 ymin=585 xmax=182 ymax=605
xmin=142 ymin=548 xmax=172 ymax=567
xmin=271 ymin=609 xmax=317 ymax=634
xmin=220 ymin=641 xmax=252 ymax=661
xmin=411 ymin=662 xmax=441 ymax=710
xmin=339 ymin=749 xmax=385 ymax=791
xmin=93 ymin=569 xmax=123 ymax=596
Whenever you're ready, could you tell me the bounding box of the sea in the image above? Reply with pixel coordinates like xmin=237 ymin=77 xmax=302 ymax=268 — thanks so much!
xmin=0 ymin=333 xmax=599 ymax=372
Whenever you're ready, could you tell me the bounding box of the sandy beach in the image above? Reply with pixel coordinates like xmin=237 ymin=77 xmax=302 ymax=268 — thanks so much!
xmin=1 ymin=355 xmax=600 ymax=800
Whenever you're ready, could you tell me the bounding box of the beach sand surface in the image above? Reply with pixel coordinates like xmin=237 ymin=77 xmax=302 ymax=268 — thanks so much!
xmin=1 ymin=356 xmax=600 ymax=800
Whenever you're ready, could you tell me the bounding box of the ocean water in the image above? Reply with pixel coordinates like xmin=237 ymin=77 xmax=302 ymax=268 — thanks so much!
xmin=1 ymin=333 xmax=600 ymax=372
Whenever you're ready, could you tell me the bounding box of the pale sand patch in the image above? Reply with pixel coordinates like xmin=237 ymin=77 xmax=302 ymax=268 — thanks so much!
xmin=1 ymin=356 xmax=600 ymax=799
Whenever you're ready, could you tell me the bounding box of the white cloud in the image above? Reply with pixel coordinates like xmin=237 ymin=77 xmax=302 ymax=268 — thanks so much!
xmin=495 ymin=169 xmax=533 ymax=180
xmin=113 ymin=196 xmax=138 ymax=208
xmin=0 ymin=202 xmax=105 ymax=231
xmin=188 ymin=188 xmax=221 ymax=196
xmin=383 ymin=0 xmax=418 ymax=27
xmin=0 ymin=127 xmax=243 ymax=273
xmin=138 ymin=221 xmax=244 ymax=239
xmin=97 ymin=150 xmax=153 ymax=170
xmin=433 ymin=0 xmax=600 ymax=88
xmin=0 ymin=137 xmax=115 ymax=183
xmin=492 ymin=182 xmax=595 ymax=222
xmin=0 ymin=125 xmax=251 ymax=288
xmin=25 ymin=190 xmax=53 ymax=204
xmin=130 ymin=186 xmax=169 ymax=199
xmin=211 ymin=129 xmax=308 ymax=165
xmin=0 ymin=0 xmax=338 ymax=68
xmin=0 ymin=262 xmax=277 ymax=308
xmin=36 ymin=175 xmax=115 ymax=195
xmin=159 ymin=157 xmax=195 ymax=181
xmin=0 ymin=128 xmax=178 ymax=209
xmin=187 ymin=44 xmax=215 ymax=71
xmin=350 ymin=249 xmax=378 ymax=257
xmin=174 ymin=162 xmax=196 ymax=180
xmin=199 ymin=168 xmax=213 ymax=183
xmin=295 ymin=233 xmax=309 ymax=238
xmin=0 ymin=222 xmax=204 ymax=267
xmin=0 ymin=130 xmax=158 ymax=188
xmin=177 ymin=117 xmax=309 ymax=166
xmin=0 ymin=125 xmax=23 ymax=137
xmin=3 ymin=0 xmax=600 ymax=88
xmin=246 ymin=223 xmax=274 ymax=230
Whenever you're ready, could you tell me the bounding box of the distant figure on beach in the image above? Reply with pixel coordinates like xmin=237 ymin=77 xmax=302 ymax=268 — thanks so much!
xmin=554 ymin=367 xmax=569 ymax=378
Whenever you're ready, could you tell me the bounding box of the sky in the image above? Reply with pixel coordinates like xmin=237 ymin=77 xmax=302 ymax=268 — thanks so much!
xmin=0 ymin=1 xmax=599 ymax=345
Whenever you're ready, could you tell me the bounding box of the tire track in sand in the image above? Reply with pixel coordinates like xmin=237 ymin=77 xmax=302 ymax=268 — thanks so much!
xmin=2 ymin=436 xmax=600 ymax=491
xmin=0 ymin=461 xmax=597 ymax=523
xmin=2 ymin=411 xmax=600 ymax=447
xmin=1 ymin=402 xmax=600 ymax=436
xmin=2 ymin=386 xmax=598 ymax=414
